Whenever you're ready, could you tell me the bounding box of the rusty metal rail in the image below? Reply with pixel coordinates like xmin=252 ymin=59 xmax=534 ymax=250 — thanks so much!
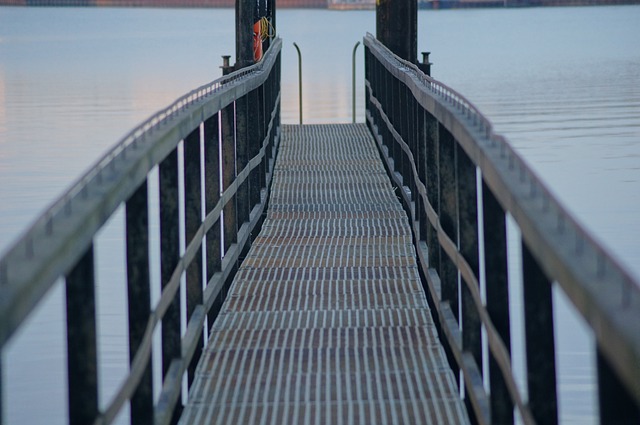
xmin=0 ymin=38 xmax=282 ymax=425
xmin=364 ymin=32 xmax=640 ymax=425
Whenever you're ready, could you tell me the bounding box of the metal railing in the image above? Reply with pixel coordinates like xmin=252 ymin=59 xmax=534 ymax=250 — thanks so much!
xmin=364 ymin=33 xmax=640 ymax=425
xmin=0 ymin=37 xmax=282 ymax=425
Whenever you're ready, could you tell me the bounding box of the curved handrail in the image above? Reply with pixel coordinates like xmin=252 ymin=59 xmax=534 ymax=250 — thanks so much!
xmin=1 ymin=36 xmax=282 ymax=425
xmin=0 ymin=38 xmax=282 ymax=348
xmin=364 ymin=32 xmax=640 ymax=422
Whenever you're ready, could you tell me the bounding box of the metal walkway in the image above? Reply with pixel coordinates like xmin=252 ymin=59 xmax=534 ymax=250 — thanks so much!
xmin=179 ymin=124 xmax=470 ymax=424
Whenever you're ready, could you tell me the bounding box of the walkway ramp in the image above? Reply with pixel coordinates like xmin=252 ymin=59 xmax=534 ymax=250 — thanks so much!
xmin=179 ymin=124 xmax=470 ymax=424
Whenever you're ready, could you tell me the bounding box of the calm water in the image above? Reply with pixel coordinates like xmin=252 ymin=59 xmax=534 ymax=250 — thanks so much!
xmin=1 ymin=5 xmax=639 ymax=424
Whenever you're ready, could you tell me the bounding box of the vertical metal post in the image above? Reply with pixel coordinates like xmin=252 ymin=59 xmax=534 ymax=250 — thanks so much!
xmin=220 ymin=53 xmax=236 ymax=271
xmin=411 ymin=96 xmax=420 ymax=218
xmin=482 ymin=181 xmax=513 ymax=425
xmin=159 ymin=148 xmax=181 ymax=423
xmin=293 ymin=42 xmax=303 ymax=125
xmin=125 ymin=181 xmax=153 ymax=425
xmin=401 ymin=82 xmax=408 ymax=180
xmin=417 ymin=110 xmax=428 ymax=243
xmin=65 ymin=245 xmax=98 ymax=425
xmin=264 ymin=70 xmax=274 ymax=172
xmin=438 ymin=125 xmax=459 ymax=316
xmin=204 ymin=114 xmax=222 ymax=328
xmin=221 ymin=102 xmax=238 ymax=253
xmin=522 ymin=242 xmax=558 ymax=425
xmin=183 ymin=128 xmax=203 ymax=387
xmin=259 ymin=85 xmax=267 ymax=191
xmin=407 ymin=92 xmax=415 ymax=214
xmin=458 ymin=146 xmax=481 ymax=419
xmin=597 ymin=347 xmax=640 ymax=424
xmin=438 ymin=124 xmax=459 ymax=380
xmin=249 ymin=88 xmax=263 ymax=206
xmin=392 ymin=77 xmax=402 ymax=170
xmin=364 ymin=46 xmax=371 ymax=125
xmin=235 ymin=94 xmax=251 ymax=227
xmin=352 ymin=41 xmax=360 ymax=124
xmin=425 ymin=112 xmax=440 ymax=274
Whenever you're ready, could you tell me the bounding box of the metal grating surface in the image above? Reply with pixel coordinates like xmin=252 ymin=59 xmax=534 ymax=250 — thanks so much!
xmin=179 ymin=124 xmax=470 ymax=425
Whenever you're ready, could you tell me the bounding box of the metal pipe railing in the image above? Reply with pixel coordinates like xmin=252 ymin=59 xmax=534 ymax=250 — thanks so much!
xmin=364 ymin=32 xmax=640 ymax=425
xmin=293 ymin=42 xmax=303 ymax=125
xmin=352 ymin=41 xmax=360 ymax=123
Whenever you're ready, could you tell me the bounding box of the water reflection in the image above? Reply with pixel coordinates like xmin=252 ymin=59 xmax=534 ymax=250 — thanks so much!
xmin=0 ymin=67 xmax=5 ymax=136
xmin=1 ymin=5 xmax=639 ymax=425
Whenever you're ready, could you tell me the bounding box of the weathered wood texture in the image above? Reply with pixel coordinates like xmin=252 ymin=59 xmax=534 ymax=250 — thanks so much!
xmin=179 ymin=124 xmax=470 ymax=424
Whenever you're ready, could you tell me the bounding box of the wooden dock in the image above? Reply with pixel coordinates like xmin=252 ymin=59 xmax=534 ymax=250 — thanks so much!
xmin=178 ymin=124 xmax=470 ymax=424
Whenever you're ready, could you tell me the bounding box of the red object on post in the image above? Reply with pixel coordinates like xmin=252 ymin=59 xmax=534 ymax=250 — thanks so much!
xmin=253 ymin=21 xmax=263 ymax=62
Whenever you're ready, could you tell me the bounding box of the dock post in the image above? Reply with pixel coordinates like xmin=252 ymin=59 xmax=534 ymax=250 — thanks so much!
xmin=376 ymin=0 xmax=417 ymax=63
xmin=235 ymin=0 xmax=254 ymax=69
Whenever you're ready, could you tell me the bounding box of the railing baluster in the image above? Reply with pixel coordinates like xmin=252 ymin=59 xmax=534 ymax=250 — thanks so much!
xmin=159 ymin=147 xmax=182 ymax=423
xmin=250 ymin=88 xmax=262 ymax=207
xmin=222 ymin=100 xmax=238 ymax=253
xmin=482 ymin=181 xmax=513 ymax=425
xmin=235 ymin=94 xmax=251 ymax=228
xmin=393 ymin=77 xmax=403 ymax=175
xmin=522 ymin=242 xmax=558 ymax=425
xmin=401 ymin=82 xmax=410 ymax=182
xmin=404 ymin=87 xmax=414 ymax=200
xmin=458 ymin=145 xmax=482 ymax=418
xmin=65 ymin=244 xmax=98 ymax=425
xmin=384 ymin=63 xmax=393 ymax=156
xmin=597 ymin=346 xmax=640 ymax=424
xmin=126 ymin=180 xmax=153 ymax=425
xmin=183 ymin=127 xmax=203 ymax=387
xmin=255 ymin=86 xmax=266 ymax=198
xmin=365 ymin=33 xmax=640 ymax=425
xmin=425 ymin=112 xmax=440 ymax=274
xmin=417 ymin=109 xmax=428 ymax=243
xmin=438 ymin=126 xmax=458 ymax=311
xmin=438 ymin=124 xmax=460 ymax=380
xmin=204 ymin=114 xmax=222 ymax=328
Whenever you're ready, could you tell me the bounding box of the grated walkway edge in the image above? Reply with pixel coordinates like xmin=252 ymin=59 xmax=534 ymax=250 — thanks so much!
xmin=178 ymin=124 xmax=470 ymax=425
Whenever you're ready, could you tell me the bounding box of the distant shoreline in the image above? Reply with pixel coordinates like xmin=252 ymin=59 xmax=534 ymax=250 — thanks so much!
xmin=1 ymin=0 xmax=638 ymax=8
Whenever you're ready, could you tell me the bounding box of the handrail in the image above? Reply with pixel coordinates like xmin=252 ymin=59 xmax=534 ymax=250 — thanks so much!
xmin=0 ymin=37 xmax=282 ymax=425
xmin=364 ymin=32 xmax=640 ymax=425
xmin=0 ymin=37 xmax=281 ymax=345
